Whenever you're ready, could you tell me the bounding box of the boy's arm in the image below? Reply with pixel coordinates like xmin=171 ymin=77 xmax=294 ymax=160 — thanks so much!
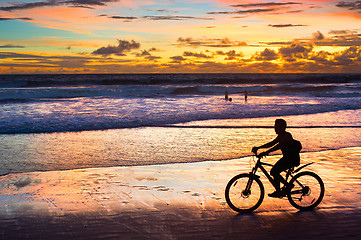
xmin=264 ymin=143 xmax=281 ymax=155
xmin=252 ymin=138 xmax=278 ymax=154
xmin=259 ymin=138 xmax=278 ymax=149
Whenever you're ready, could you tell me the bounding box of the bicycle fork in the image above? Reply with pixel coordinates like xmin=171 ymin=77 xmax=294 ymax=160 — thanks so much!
xmin=244 ymin=166 xmax=261 ymax=196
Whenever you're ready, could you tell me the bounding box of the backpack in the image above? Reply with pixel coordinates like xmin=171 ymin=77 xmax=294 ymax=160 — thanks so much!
xmin=286 ymin=139 xmax=302 ymax=156
xmin=293 ymin=140 xmax=302 ymax=153
xmin=287 ymin=140 xmax=302 ymax=166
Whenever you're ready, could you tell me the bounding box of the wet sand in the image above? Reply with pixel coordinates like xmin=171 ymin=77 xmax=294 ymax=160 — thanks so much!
xmin=1 ymin=147 xmax=360 ymax=239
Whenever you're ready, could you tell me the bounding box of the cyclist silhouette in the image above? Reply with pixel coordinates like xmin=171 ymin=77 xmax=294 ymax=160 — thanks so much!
xmin=252 ymin=119 xmax=301 ymax=197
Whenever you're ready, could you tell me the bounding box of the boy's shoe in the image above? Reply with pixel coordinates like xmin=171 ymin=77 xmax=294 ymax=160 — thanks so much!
xmin=269 ymin=183 xmax=295 ymax=198
xmin=268 ymin=191 xmax=283 ymax=198
xmin=281 ymin=183 xmax=294 ymax=193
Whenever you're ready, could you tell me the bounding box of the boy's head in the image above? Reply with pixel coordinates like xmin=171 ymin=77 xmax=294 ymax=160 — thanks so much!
xmin=274 ymin=119 xmax=287 ymax=134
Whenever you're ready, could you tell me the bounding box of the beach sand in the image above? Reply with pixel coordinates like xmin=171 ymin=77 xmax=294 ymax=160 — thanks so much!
xmin=0 ymin=147 xmax=360 ymax=240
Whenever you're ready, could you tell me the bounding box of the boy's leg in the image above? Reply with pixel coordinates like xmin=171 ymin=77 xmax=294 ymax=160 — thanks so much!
xmin=270 ymin=157 xmax=293 ymax=196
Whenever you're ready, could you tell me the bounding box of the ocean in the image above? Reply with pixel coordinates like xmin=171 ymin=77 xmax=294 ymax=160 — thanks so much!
xmin=0 ymin=73 xmax=361 ymax=173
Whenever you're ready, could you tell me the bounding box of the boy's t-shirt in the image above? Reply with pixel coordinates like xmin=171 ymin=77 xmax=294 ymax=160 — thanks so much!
xmin=275 ymin=131 xmax=302 ymax=165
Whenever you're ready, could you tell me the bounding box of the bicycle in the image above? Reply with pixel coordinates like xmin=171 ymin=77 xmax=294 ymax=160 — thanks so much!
xmin=225 ymin=154 xmax=325 ymax=213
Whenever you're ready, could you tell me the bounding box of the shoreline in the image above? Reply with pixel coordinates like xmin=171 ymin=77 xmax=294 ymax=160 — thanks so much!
xmin=1 ymin=147 xmax=360 ymax=239
xmin=1 ymin=109 xmax=361 ymax=174
xmin=0 ymin=145 xmax=360 ymax=175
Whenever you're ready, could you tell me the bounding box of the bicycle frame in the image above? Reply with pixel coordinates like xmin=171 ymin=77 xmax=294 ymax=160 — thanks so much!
xmin=246 ymin=157 xmax=277 ymax=191
xmin=246 ymin=156 xmax=314 ymax=193
xmin=225 ymin=155 xmax=324 ymax=212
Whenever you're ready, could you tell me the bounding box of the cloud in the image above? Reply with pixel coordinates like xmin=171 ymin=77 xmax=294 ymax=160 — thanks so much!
xmin=309 ymin=50 xmax=332 ymax=64
xmin=253 ymin=48 xmax=279 ymax=61
xmin=183 ymin=51 xmax=212 ymax=58
xmin=103 ymin=14 xmax=214 ymax=22
xmin=216 ymin=50 xmax=243 ymax=60
xmin=0 ymin=1 xmax=57 ymax=12
xmin=170 ymin=55 xmax=187 ymax=63
xmin=136 ymin=50 xmax=151 ymax=57
xmin=135 ymin=49 xmax=161 ymax=61
xmin=0 ymin=17 xmax=33 ymax=21
xmin=145 ymin=9 xmax=179 ymax=14
xmin=92 ymin=39 xmax=140 ymax=56
xmin=3 ymin=45 xmax=361 ymax=73
xmin=279 ymin=40 xmax=313 ymax=62
xmin=0 ymin=51 xmax=101 ymax=70
xmin=260 ymin=41 xmax=293 ymax=46
xmin=285 ymin=46 xmax=361 ymax=72
xmin=286 ymin=10 xmax=303 ymax=14
xmin=0 ymin=44 xmax=25 ymax=48
xmin=177 ymin=37 xmax=204 ymax=46
xmin=173 ymin=50 xmax=244 ymax=62
xmin=271 ymin=40 xmax=361 ymax=70
xmin=328 ymin=29 xmax=357 ymax=35
xmin=231 ymin=2 xmax=302 ymax=8
xmin=143 ymin=15 xmax=214 ymax=21
xmin=336 ymin=1 xmax=361 ymax=11
xmin=208 ymin=1 xmax=304 ymax=16
xmin=145 ymin=55 xmax=161 ymax=61
xmin=148 ymin=47 xmax=159 ymax=52
xmin=208 ymin=8 xmax=276 ymax=15
xmin=333 ymin=46 xmax=361 ymax=65
xmin=109 ymin=16 xmax=138 ymax=22
xmin=177 ymin=37 xmax=247 ymax=48
xmin=314 ymin=30 xmax=361 ymax=46
xmin=268 ymin=24 xmax=307 ymax=28
xmin=0 ymin=0 xmax=118 ymax=12
xmin=312 ymin=31 xmax=325 ymax=40
xmin=262 ymin=30 xmax=361 ymax=47
xmin=0 ymin=52 xmax=42 ymax=59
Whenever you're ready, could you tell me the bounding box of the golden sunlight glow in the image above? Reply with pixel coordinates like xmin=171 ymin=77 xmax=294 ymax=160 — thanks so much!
xmin=0 ymin=0 xmax=360 ymax=73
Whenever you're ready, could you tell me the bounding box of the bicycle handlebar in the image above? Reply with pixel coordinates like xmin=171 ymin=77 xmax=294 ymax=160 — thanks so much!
xmin=251 ymin=147 xmax=268 ymax=159
xmin=252 ymin=152 xmax=267 ymax=159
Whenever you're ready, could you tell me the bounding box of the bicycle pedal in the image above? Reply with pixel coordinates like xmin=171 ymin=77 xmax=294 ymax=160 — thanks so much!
xmin=268 ymin=192 xmax=283 ymax=198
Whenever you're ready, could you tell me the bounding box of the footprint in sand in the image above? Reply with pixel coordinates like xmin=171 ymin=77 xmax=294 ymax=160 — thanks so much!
xmin=153 ymin=186 xmax=170 ymax=191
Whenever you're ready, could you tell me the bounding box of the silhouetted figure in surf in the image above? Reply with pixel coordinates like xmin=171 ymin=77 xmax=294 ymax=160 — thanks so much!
xmin=225 ymin=90 xmax=229 ymax=101
xmin=252 ymin=119 xmax=302 ymax=198
xmin=244 ymin=90 xmax=248 ymax=102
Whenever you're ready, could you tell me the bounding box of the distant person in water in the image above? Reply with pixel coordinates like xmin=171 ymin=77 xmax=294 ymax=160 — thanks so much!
xmin=244 ymin=90 xmax=248 ymax=102
xmin=229 ymin=98 xmax=232 ymax=102
xmin=252 ymin=119 xmax=302 ymax=198
xmin=225 ymin=90 xmax=229 ymax=101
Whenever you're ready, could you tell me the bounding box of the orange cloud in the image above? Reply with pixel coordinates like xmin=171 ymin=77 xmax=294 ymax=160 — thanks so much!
xmin=177 ymin=37 xmax=247 ymax=48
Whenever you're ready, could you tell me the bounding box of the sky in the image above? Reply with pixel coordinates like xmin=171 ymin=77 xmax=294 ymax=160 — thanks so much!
xmin=0 ymin=0 xmax=360 ymax=74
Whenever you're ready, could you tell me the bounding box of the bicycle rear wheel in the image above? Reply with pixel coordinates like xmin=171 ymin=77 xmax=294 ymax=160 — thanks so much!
xmin=287 ymin=171 xmax=324 ymax=211
xmin=225 ymin=173 xmax=264 ymax=213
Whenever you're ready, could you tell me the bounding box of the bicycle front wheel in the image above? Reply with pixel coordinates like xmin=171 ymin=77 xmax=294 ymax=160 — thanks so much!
xmin=225 ymin=174 xmax=264 ymax=213
xmin=287 ymin=171 xmax=325 ymax=211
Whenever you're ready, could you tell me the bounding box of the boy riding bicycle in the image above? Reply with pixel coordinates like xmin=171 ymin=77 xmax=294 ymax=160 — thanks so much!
xmin=252 ymin=119 xmax=302 ymax=198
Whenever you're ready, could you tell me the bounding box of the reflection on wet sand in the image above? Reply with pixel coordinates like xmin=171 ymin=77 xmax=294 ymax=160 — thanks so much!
xmin=1 ymin=124 xmax=361 ymax=174
xmin=0 ymin=147 xmax=360 ymax=239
